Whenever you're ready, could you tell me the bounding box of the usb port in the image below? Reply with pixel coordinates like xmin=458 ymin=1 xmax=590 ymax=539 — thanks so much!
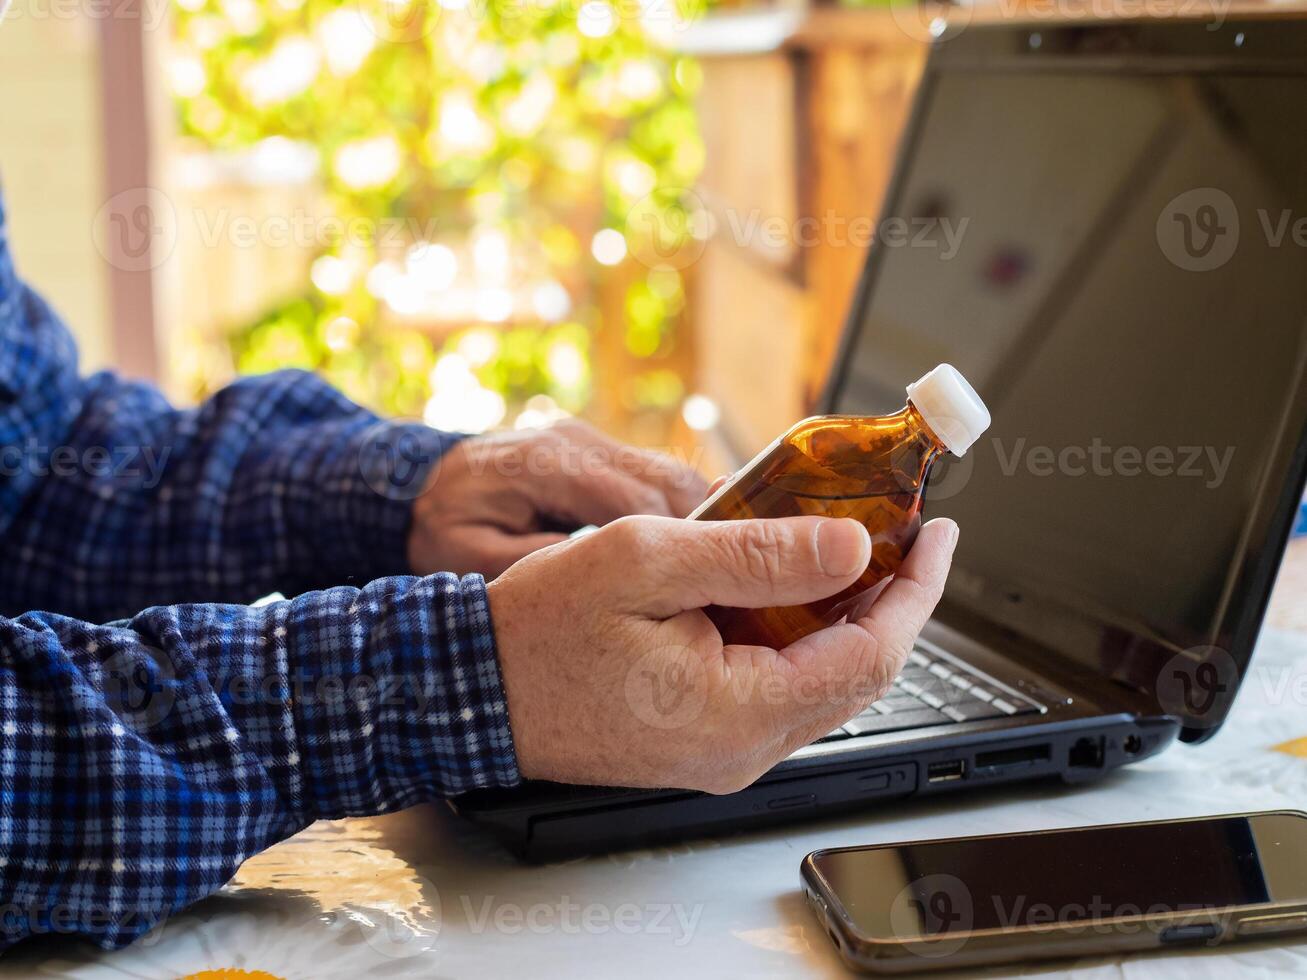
xmin=927 ymin=760 xmax=966 ymax=782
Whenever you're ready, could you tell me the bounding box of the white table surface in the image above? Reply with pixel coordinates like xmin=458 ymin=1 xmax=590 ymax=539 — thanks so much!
xmin=5 ymin=626 xmax=1307 ymax=979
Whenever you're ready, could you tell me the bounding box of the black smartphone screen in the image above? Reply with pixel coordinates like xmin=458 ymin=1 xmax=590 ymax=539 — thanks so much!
xmin=812 ymin=814 xmax=1307 ymax=939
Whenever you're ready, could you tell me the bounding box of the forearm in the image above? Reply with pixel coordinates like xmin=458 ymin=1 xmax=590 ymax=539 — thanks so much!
xmin=0 ymin=365 xmax=462 ymax=620
xmin=0 ymin=572 xmax=518 ymax=951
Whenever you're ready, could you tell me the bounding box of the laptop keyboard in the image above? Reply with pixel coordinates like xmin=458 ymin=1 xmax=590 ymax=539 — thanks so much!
xmin=818 ymin=645 xmax=1045 ymax=743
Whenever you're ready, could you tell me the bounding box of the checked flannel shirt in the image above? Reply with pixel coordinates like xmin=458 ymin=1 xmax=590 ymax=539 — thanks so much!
xmin=0 ymin=190 xmax=520 ymax=951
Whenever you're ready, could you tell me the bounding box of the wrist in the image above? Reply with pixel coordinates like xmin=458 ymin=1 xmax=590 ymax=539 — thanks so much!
xmin=405 ymin=449 xmax=452 ymax=575
xmin=485 ymin=573 xmax=551 ymax=783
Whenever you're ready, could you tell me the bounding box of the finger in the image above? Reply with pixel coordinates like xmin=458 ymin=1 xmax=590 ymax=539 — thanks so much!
xmin=855 ymin=518 xmax=956 ymax=636
xmin=638 ymin=451 xmax=710 ymax=517
xmin=553 ymin=420 xmax=708 ymax=517
xmin=528 ymin=461 xmax=676 ymax=526
xmin=503 ymin=428 xmax=674 ymax=528
xmin=741 ymin=519 xmax=958 ymax=742
xmin=732 ymin=620 xmax=889 ymax=748
xmin=612 ymin=515 xmax=871 ymax=617
xmin=598 ymin=438 xmax=708 ymax=517
xmin=849 ymin=518 xmax=957 ymax=667
xmin=705 ymin=474 xmax=730 ymax=497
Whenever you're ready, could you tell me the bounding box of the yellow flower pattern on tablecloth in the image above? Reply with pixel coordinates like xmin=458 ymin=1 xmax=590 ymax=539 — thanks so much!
xmin=1273 ymin=736 xmax=1307 ymax=758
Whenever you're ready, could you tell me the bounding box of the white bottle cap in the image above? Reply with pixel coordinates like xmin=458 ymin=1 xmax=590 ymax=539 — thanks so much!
xmin=905 ymin=363 xmax=991 ymax=456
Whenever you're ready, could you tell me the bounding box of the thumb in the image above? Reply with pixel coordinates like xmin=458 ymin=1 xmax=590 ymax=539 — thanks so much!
xmin=618 ymin=515 xmax=872 ymax=618
xmin=778 ymin=517 xmax=958 ymax=705
xmin=732 ymin=518 xmax=959 ymax=751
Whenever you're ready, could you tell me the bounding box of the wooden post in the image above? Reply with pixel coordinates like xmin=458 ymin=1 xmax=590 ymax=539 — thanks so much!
xmin=98 ymin=8 xmax=161 ymax=381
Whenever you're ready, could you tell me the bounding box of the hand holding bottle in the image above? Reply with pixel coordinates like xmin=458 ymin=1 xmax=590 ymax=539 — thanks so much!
xmin=488 ymin=513 xmax=958 ymax=794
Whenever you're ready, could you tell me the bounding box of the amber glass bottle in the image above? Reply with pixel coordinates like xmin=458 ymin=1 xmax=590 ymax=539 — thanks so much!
xmin=690 ymin=364 xmax=990 ymax=648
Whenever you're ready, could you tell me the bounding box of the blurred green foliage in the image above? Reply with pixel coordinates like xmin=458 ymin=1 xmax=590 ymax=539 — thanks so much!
xmin=170 ymin=0 xmax=706 ymax=426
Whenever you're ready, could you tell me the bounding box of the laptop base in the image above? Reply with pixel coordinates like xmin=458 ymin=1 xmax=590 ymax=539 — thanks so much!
xmin=453 ymin=715 xmax=1179 ymax=861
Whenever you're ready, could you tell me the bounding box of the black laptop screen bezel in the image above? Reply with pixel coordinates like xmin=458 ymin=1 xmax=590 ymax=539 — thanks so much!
xmin=819 ymin=16 xmax=1307 ymax=742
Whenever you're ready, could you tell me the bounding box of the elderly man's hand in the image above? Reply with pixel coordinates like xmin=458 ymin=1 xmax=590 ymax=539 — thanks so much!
xmin=408 ymin=420 xmax=708 ymax=579
xmin=488 ymin=513 xmax=957 ymax=794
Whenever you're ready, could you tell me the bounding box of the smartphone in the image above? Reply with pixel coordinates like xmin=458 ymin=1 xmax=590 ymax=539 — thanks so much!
xmin=801 ymin=811 xmax=1307 ymax=974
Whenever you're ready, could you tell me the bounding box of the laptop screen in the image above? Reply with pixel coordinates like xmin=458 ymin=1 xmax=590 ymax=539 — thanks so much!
xmin=828 ymin=22 xmax=1307 ymax=735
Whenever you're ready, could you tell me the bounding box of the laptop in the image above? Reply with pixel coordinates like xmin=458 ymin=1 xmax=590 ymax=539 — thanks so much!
xmin=453 ymin=14 xmax=1307 ymax=860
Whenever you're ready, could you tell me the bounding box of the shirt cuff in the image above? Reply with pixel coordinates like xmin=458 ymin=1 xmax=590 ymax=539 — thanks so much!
xmin=285 ymin=572 xmax=521 ymax=819
xmin=316 ymin=420 xmax=465 ymax=583
xmin=409 ymin=572 xmax=521 ymax=794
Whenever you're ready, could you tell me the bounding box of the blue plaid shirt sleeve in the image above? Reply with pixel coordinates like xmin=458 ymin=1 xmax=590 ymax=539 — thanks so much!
xmin=0 ymin=191 xmax=522 ymax=950
xmin=0 ymin=573 xmax=519 ymax=950
xmin=0 ymin=293 xmax=466 ymax=621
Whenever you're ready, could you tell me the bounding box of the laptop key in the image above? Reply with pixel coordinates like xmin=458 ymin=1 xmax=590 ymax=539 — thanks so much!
xmin=874 ymin=700 xmax=920 ymax=716
xmin=817 ymin=728 xmax=851 ymax=742
xmin=904 ymin=674 xmax=946 ymax=700
xmin=904 ymin=668 xmax=944 ymax=686
xmin=872 ymin=699 xmax=920 ymax=717
xmin=917 ymin=689 xmax=946 ymax=710
xmin=880 ymin=690 xmax=919 ymax=705
xmin=931 ymin=684 xmax=982 ymax=707
xmin=941 ymin=702 xmax=1006 ymax=723
xmin=897 ymin=679 xmax=924 ymax=698
xmin=911 ymin=676 xmax=954 ymax=701
xmin=844 ymin=706 xmax=950 ymax=736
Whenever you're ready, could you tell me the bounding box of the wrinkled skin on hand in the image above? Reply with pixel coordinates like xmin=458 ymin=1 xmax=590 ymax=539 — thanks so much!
xmin=488 ymin=513 xmax=958 ymax=794
xmin=408 ymin=420 xmax=708 ymax=580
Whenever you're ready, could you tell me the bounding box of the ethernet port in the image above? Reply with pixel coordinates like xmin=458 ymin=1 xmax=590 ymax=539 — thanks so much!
xmin=1069 ymin=736 xmax=1105 ymax=768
